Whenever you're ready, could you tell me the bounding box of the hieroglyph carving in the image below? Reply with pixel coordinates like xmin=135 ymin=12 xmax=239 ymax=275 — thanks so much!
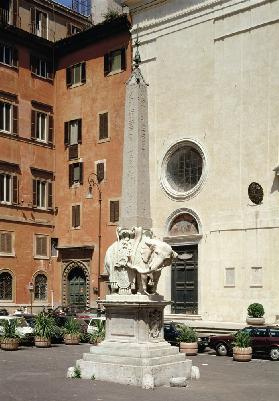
xmin=104 ymin=227 xmax=178 ymax=295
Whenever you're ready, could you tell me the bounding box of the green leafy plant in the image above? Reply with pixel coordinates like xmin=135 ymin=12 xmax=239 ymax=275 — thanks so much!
xmin=73 ymin=366 xmax=81 ymax=379
xmin=247 ymin=303 xmax=265 ymax=318
xmin=2 ymin=319 xmax=19 ymax=339
xmin=91 ymin=374 xmax=95 ymax=380
xmin=63 ymin=317 xmax=81 ymax=335
xmin=233 ymin=330 xmax=251 ymax=348
xmin=103 ymin=9 xmax=120 ymax=21
xmin=34 ymin=312 xmax=58 ymax=339
xmin=177 ymin=325 xmax=198 ymax=343
xmin=89 ymin=320 xmax=105 ymax=345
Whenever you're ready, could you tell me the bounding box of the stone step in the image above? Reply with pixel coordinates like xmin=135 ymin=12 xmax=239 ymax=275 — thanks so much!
xmin=87 ymin=343 xmax=180 ymax=358
xmin=82 ymin=351 xmax=186 ymax=366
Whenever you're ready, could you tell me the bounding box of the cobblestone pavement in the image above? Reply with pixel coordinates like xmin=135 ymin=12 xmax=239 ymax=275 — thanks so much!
xmin=0 ymin=344 xmax=278 ymax=401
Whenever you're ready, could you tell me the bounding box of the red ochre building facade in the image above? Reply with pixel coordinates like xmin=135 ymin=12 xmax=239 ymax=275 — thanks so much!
xmin=0 ymin=5 xmax=131 ymax=313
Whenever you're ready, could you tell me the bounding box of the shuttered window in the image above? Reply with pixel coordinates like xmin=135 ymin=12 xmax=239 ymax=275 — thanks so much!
xmin=32 ymin=179 xmax=53 ymax=209
xmin=0 ymin=173 xmax=18 ymax=204
xmin=72 ymin=205 xmax=81 ymax=228
xmin=31 ymin=110 xmax=53 ymax=143
xmin=99 ymin=112 xmax=108 ymax=140
xmin=96 ymin=162 xmax=105 ymax=182
xmin=110 ymin=200 xmax=119 ymax=223
xmin=0 ymin=232 xmax=13 ymax=254
xmin=0 ymin=43 xmax=18 ymax=67
xmin=69 ymin=163 xmax=83 ymax=186
xmin=66 ymin=62 xmax=86 ymax=87
xmin=35 ymin=235 xmax=48 ymax=257
xmin=104 ymin=48 xmax=126 ymax=75
xmin=30 ymin=55 xmax=53 ymax=79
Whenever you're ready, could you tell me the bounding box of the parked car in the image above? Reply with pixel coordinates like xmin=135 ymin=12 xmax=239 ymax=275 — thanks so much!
xmin=0 ymin=316 xmax=34 ymax=343
xmin=163 ymin=322 xmax=209 ymax=352
xmin=208 ymin=326 xmax=279 ymax=360
xmin=0 ymin=308 xmax=9 ymax=316
xmin=76 ymin=308 xmax=105 ymax=322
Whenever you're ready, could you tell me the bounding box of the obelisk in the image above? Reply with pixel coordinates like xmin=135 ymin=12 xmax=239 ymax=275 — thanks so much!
xmin=119 ymin=49 xmax=152 ymax=229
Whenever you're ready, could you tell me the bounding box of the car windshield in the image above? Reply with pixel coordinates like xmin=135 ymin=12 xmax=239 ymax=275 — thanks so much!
xmin=15 ymin=318 xmax=28 ymax=327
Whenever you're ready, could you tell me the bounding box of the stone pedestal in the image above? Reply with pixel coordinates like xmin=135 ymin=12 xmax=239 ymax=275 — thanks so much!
xmin=74 ymin=294 xmax=192 ymax=388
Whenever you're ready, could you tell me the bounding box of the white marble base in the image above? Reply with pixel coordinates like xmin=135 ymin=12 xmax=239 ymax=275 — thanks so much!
xmin=71 ymin=295 xmax=192 ymax=387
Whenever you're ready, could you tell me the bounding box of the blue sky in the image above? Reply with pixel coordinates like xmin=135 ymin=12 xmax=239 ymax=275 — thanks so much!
xmin=55 ymin=0 xmax=72 ymax=7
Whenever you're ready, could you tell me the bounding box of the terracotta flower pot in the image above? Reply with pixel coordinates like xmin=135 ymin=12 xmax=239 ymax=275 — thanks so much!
xmin=35 ymin=336 xmax=51 ymax=348
xmin=64 ymin=334 xmax=80 ymax=345
xmin=180 ymin=342 xmax=198 ymax=356
xmin=233 ymin=346 xmax=252 ymax=362
xmin=1 ymin=338 xmax=19 ymax=351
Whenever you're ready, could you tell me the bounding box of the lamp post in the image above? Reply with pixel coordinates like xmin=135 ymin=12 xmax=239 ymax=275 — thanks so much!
xmin=28 ymin=282 xmax=34 ymax=314
xmin=86 ymin=172 xmax=102 ymax=300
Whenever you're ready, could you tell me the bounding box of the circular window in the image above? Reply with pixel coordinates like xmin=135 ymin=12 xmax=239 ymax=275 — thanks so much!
xmin=248 ymin=182 xmax=263 ymax=204
xmin=161 ymin=139 xmax=207 ymax=200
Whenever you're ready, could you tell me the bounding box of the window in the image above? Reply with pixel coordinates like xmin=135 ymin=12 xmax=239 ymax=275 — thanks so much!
xmin=30 ymin=55 xmax=53 ymax=80
xmin=51 ymin=238 xmax=58 ymax=257
xmin=31 ymin=110 xmax=53 ymax=143
xmin=34 ymin=274 xmax=47 ymax=300
xmin=96 ymin=162 xmax=105 ymax=182
xmin=224 ymin=268 xmax=235 ymax=287
xmin=0 ymin=172 xmax=18 ymax=204
xmin=35 ymin=235 xmax=48 ymax=258
xmin=69 ymin=162 xmax=83 ymax=186
xmin=110 ymin=200 xmax=119 ymax=223
xmin=72 ymin=205 xmax=81 ymax=228
xmin=32 ymin=178 xmax=53 ymax=209
xmin=0 ymin=43 xmax=18 ymax=67
xmin=104 ymin=48 xmax=126 ymax=75
xmin=0 ymin=0 xmax=10 ymax=25
xmin=161 ymin=139 xmax=206 ymax=200
xmin=0 ymin=272 xmax=12 ymax=300
xmin=99 ymin=112 xmax=108 ymax=140
xmin=66 ymin=62 xmax=86 ymax=87
xmin=31 ymin=8 xmax=48 ymax=39
xmin=250 ymin=266 xmax=263 ymax=288
xmin=0 ymin=101 xmax=11 ymax=133
xmin=64 ymin=119 xmax=82 ymax=160
xmin=0 ymin=232 xmax=13 ymax=255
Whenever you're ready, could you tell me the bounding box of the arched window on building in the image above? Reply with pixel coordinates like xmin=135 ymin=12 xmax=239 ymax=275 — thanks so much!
xmin=0 ymin=271 xmax=13 ymax=300
xmin=34 ymin=274 xmax=47 ymax=301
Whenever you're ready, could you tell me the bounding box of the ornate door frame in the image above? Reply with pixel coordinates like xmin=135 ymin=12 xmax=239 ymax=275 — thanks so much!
xmin=62 ymin=260 xmax=90 ymax=308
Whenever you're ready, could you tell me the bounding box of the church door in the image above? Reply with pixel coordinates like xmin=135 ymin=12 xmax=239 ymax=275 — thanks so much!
xmin=67 ymin=267 xmax=86 ymax=310
xmin=171 ymin=245 xmax=198 ymax=314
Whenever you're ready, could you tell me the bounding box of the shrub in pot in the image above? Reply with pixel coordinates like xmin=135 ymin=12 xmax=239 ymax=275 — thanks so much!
xmin=246 ymin=303 xmax=265 ymax=325
xmin=63 ymin=317 xmax=81 ymax=345
xmin=1 ymin=319 xmax=20 ymax=351
xmin=34 ymin=312 xmax=57 ymax=348
xmin=177 ymin=325 xmax=198 ymax=355
xmin=89 ymin=319 xmax=105 ymax=345
xmin=232 ymin=330 xmax=252 ymax=362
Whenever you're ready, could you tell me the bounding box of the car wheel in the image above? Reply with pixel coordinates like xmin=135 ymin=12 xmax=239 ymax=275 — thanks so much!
xmin=216 ymin=343 xmax=228 ymax=356
xmin=270 ymin=348 xmax=279 ymax=361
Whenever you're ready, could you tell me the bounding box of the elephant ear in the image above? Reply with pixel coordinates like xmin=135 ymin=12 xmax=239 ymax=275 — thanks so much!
xmin=172 ymin=251 xmax=178 ymax=259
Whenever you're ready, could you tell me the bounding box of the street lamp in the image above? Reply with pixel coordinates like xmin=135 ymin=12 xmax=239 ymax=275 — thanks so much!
xmin=28 ymin=282 xmax=34 ymax=314
xmin=86 ymin=172 xmax=102 ymax=299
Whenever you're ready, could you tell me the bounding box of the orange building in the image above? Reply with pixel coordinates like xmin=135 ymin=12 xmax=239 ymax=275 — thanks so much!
xmin=0 ymin=6 xmax=131 ymax=313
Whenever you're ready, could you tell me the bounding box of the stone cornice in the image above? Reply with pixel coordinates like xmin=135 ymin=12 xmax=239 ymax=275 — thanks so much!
xmin=129 ymin=0 xmax=273 ymax=37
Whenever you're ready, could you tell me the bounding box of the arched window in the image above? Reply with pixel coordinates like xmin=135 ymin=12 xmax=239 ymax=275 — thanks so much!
xmin=34 ymin=274 xmax=47 ymax=301
xmin=0 ymin=271 xmax=13 ymax=300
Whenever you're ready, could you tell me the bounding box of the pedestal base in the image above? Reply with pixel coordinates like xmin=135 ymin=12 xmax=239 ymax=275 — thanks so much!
xmin=70 ymin=295 xmax=192 ymax=388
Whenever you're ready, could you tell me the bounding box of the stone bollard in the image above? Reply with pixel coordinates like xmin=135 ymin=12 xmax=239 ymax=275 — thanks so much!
xmin=169 ymin=377 xmax=188 ymax=387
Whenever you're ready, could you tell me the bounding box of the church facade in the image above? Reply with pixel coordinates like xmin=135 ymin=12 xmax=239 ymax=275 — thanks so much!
xmin=124 ymin=0 xmax=279 ymax=324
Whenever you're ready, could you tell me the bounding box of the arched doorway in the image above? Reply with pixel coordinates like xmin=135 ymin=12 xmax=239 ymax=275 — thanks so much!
xmin=62 ymin=261 xmax=90 ymax=310
xmin=166 ymin=210 xmax=202 ymax=315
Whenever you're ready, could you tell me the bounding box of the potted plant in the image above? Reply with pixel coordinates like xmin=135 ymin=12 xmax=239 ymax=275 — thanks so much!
xmin=89 ymin=319 xmax=105 ymax=345
xmin=63 ymin=317 xmax=81 ymax=345
xmin=246 ymin=303 xmax=265 ymax=325
xmin=232 ymin=330 xmax=252 ymax=362
xmin=177 ymin=325 xmax=198 ymax=355
xmin=34 ymin=312 xmax=57 ymax=348
xmin=0 ymin=319 xmax=20 ymax=351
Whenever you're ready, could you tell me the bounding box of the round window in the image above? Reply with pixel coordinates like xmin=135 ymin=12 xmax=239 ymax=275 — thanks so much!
xmin=161 ymin=140 xmax=206 ymax=200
